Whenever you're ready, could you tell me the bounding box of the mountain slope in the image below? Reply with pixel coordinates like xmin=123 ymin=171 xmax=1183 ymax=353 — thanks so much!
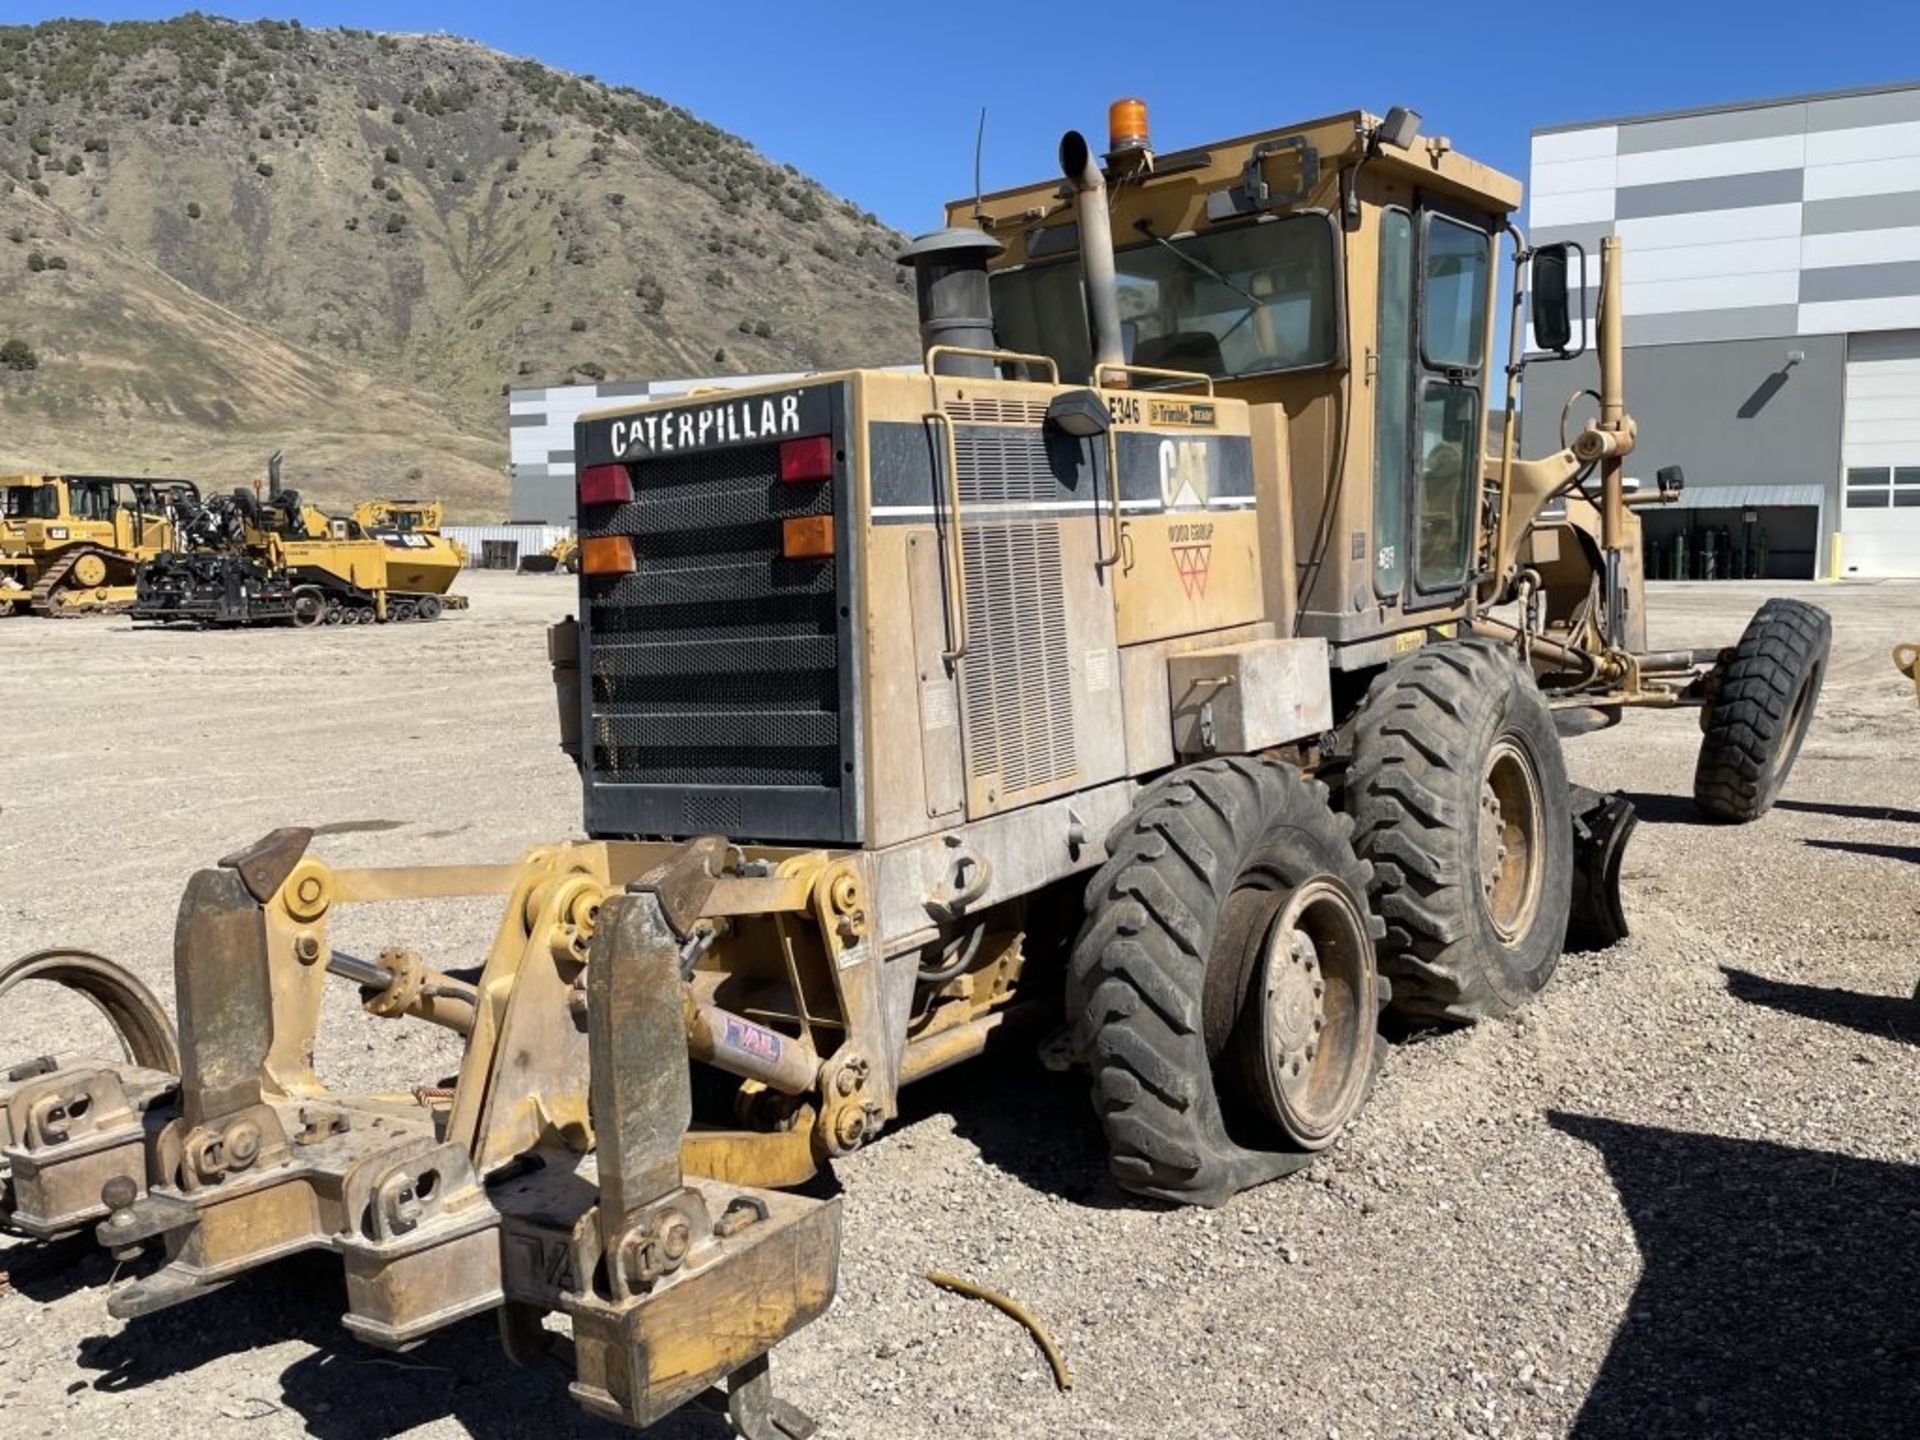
xmin=0 ymin=16 xmax=920 ymax=513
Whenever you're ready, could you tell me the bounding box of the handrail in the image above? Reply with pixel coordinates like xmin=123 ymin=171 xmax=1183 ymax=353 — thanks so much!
xmin=924 ymin=411 xmax=969 ymax=661
xmin=1093 ymin=362 xmax=1215 ymax=396
xmin=923 ymin=345 xmax=1060 ymax=384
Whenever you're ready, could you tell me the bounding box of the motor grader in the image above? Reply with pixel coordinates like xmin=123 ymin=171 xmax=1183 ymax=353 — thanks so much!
xmin=2 ymin=99 xmax=1831 ymax=1436
xmin=0 ymin=472 xmax=199 ymax=615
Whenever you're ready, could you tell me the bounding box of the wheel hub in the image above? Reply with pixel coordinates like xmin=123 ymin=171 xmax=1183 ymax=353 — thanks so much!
xmin=1479 ymin=738 xmax=1545 ymax=943
xmin=1265 ymin=930 xmax=1324 ymax=1082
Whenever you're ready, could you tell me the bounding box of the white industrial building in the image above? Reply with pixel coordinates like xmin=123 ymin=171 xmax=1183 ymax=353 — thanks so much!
xmin=1522 ymin=81 xmax=1920 ymax=579
xmin=508 ymin=371 xmax=806 ymax=526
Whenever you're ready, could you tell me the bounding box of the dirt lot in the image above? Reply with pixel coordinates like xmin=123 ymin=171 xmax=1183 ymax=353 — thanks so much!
xmin=3 ymin=573 xmax=1917 ymax=1439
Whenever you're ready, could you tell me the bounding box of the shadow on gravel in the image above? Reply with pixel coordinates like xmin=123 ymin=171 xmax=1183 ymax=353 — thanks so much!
xmin=1552 ymin=1112 xmax=1920 ymax=1438
xmin=1615 ymin=792 xmax=1713 ymax=828
xmin=1774 ymin=796 xmax=1920 ymax=826
xmin=1802 ymin=836 xmax=1920 ymax=867
xmin=0 ymin=1230 xmax=112 ymax=1303
xmin=70 ymin=1251 xmax=725 ymax=1438
xmin=1721 ymin=965 xmax=1919 ymax=1046
xmin=888 ymin=1034 xmax=1132 ymax=1209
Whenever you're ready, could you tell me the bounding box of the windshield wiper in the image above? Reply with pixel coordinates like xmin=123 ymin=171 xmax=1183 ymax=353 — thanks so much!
xmin=1131 ymin=219 xmax=1264 ymax=344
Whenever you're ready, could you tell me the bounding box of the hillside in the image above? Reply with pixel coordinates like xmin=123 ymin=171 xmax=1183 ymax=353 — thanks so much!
xmin=0 ymin=16 xmax=920 ymax=515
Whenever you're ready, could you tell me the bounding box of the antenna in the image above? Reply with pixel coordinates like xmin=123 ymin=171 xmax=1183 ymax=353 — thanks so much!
xmin=972 ymin=106 xmax=987 ymax=220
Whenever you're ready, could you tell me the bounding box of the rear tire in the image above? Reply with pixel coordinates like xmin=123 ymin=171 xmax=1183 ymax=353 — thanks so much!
xmin=415 ymin=594 xmax=443 ymax=622
xmin=1694 ymin=599 xmax=1830 ymax=822
xmin=1069 ymin=757 xmax=1384 ymax=1207
xmin=1346 ymin=640 xmax=1572 ymax=1026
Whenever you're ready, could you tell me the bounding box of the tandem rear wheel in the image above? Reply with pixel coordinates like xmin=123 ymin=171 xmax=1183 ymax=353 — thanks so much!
xmin=1346 ymin=640 xmax=1573 ymax=1027
xmin=1069 ymin=757 xmax=1385 ymax=1208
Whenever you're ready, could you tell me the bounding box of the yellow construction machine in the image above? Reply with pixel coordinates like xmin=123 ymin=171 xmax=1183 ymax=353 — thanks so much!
xmin=519 ymin=534 xmax=580 ymax=573
xmin=0 ymin=472 xmax=199 ymax=615
xmin=134 ymin=479 xmax=468 ymax=627
xmin=4 ymin=99 xmax=1833 ymax=1435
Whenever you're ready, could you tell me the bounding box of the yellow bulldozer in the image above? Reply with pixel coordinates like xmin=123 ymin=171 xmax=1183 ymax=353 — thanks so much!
xmin=0 ymin=472 xmax=199 ymax=616
xmin=518 ymin=533 xmax=580 ymax=574
xmin=134 ymin=476 xmax=468 ymax=627
xmin=3 ymin=99 xmax=1832 ymax=1436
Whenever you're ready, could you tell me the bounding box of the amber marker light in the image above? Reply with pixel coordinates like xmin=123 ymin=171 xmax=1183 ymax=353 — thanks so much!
xmin=781 ymin=515 xmax=835 ymax=559
xmin=1108 ymin=97 xmax=1150 ymax=154
xmin=581 ymin=535 xmax=636 ymax=575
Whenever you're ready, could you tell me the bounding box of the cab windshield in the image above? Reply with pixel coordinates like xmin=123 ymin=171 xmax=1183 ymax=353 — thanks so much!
xmin=991 ymin=213 xmax=1341 ymax=384
xmin=1 ymin=485 xmax=59 ymax=520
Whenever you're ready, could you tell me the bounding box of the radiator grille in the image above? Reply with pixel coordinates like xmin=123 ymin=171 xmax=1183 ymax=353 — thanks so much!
xmin=583 ymin=441 xmax=841 ymax=791
xmin=944 ymin=397 xmax=1051 ymax=426
xmin=955 ymin=426 xmax=1077 ymax=798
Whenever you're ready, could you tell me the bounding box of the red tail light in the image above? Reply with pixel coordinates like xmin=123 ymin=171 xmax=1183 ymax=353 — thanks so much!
xmin=778 ymin=435 xmax=834 ymax=484
xmin=578 ymin=464 xmax=633 ymax=507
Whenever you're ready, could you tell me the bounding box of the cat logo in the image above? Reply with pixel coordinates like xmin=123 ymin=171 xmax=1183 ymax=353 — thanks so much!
xmin=1158 ymin=438 xmax=1213 ymax=510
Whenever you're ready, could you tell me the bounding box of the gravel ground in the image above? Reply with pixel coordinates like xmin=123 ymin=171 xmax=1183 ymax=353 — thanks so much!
xmin=2 ymin=572 xmax=1917 ymax=1440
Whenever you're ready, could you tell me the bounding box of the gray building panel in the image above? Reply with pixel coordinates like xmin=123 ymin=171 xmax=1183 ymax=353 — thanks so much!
xmin=1806 ymin=86 xmax=1920 ymax=131
xmin=1614 ymin=168 xmax=1804 ymax=220
xmin=1529 ymin=221 xmax=1614 ymax=252
xmin=1614 ymin=102 xmax=1809 ymax=154
xmin=1802 ymin=192 xmax=1920 ymax=234
xmin=1624 ymin=306 xmax=1803 ymax=347
xmin=1800 ymin=261 xmax=1920 ymax=304
xmin=1521 ymin=335 xmax=1843 ymax=559
xmin=1535 ymin=79 xmax=1920 ymax=135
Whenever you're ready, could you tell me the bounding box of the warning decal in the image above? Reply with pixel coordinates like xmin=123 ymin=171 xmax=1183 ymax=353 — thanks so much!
xmin=1173 ymin=544 xmax=1212 ymax=599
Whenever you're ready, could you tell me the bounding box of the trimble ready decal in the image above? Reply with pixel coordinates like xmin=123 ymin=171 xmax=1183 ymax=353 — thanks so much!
xmin=1148 ymin=399 xmax=1218 ymax=428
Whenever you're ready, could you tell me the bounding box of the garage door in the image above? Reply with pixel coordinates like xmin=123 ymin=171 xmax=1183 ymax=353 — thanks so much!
xmin=1841 ymin=329 xmax=1920 ymax=577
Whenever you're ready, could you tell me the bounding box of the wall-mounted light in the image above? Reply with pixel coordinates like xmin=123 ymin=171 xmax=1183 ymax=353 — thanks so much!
xmin=1785 ymin=349 xmax=1805 ymax=368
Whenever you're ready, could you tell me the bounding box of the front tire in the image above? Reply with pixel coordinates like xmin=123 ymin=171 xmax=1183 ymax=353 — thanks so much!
xmin=1694 ymin=599 xmax=1830 ymax=822
xmin=1347 ymin=640 xmax=1572 ymax=1026
xmin=1069 ymin=758 xmax=1384 ymax=1207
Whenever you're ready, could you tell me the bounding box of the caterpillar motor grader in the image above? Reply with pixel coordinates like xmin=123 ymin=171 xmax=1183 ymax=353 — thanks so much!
xmin=0 ymin=472 xmax=199 ymax=615
xmin=2 ymin=99 xmax=1829 ymax=1436
xmin=134 ymin=477 xmax=468 ymax=628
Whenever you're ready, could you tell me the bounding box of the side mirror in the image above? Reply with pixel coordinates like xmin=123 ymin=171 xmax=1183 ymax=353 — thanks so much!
xmin=1529 ymin=243 xmax=1577 ymax=354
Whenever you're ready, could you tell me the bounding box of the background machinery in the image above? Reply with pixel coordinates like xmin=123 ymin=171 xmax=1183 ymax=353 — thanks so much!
xmin=3 ymin=99 xmax=1831 ymax=1436
xmin=134 ymin=480 xmax=468 ymax=628
xmin=0 ymin=472 xmax=198 ymax=616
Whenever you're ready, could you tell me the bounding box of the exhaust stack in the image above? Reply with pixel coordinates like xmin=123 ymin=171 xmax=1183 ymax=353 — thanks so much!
xmin=897 ymin=227 xmax=1004 ymax=378
xmin=1058 ymin=130 xmax=1125 ymax=375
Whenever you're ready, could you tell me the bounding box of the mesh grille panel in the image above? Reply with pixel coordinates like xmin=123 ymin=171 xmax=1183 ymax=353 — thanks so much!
xmin=959 ymin=515 xmax=1076 ymax=796
xmin=944 ymin=398 xmax=1051 ymax=425
xmin=582 ymin=437 xmax=842 ymax=794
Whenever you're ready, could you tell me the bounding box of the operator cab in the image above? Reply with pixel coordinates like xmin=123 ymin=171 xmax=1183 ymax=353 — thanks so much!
xmin=951 ymin=100 xmax=1522 ymax=653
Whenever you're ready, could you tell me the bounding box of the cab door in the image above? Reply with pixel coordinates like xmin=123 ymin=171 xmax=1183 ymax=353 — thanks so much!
xmin=1370 ymin=205 xmax=1494 ymax=613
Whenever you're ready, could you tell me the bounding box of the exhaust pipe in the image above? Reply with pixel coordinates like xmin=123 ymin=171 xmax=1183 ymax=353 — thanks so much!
xmin=1058 ymin=130 xmax=1125 ymax=375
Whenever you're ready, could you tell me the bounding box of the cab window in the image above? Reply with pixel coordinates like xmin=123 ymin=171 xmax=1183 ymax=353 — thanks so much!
xmin=992 ymin=213 xmax=1342 ymax=384
xmin=1421 ymin=215 xmax=1491 ymax=371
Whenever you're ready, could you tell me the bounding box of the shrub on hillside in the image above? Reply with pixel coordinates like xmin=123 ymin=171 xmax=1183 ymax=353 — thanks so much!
xmin=0 ymin=337 xmax=37 ymax=371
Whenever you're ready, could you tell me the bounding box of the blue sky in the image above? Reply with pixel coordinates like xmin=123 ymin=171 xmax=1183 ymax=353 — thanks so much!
xmin=8 ymin=2 xmax=1917 ymax=232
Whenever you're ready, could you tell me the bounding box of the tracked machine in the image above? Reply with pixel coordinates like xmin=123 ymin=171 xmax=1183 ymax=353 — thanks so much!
xmin=0 ymin=472 xmax=198 ymax=615
xmin=2 ymin=100 xmax=1831 ymax=1435
xmin=133 ymin=483 xmax=468 ymax=627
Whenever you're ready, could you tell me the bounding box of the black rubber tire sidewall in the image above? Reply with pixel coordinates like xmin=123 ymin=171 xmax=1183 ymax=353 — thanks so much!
xmin=1694 ymin=599 xmax=1831 ymax=823
xmin=1068 ymin=757 xmax=1382 ymax=1206
xmin=1347 ymin=641 xmax=1574 ymax=1025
